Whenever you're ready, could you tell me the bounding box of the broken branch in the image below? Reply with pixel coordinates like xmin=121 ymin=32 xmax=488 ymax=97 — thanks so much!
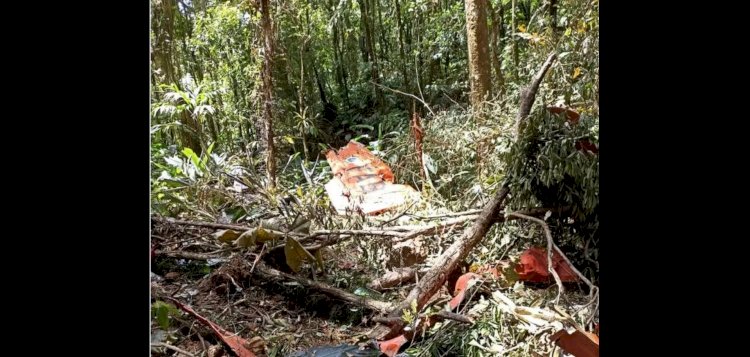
xmin=150 ymin=342 xmax=196 ymax=357
xmin=515 ymin=52 xmax=558 ymax=138
xmin=370 ymin=186 xmax=511 ymax=340
xmin=253 ymin=263 xmax=394 ymax=313
xmin=154 ymin=250 xmax=219 ymax=261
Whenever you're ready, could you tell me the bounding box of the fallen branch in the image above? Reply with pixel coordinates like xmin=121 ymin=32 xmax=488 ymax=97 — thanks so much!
xmin=372 ymin=310 xmax=473 ymax=326
xmin=164 ymin=297 xmax=257 ymax=357
xmin=371 ymin=82 xmax=436 ymax=116
xmin=253 ymin=263 xmax=394 ymax=313
xmin=152 ymin=216 xmax=303 ymax=238
xmin=368 ymin=268 xmax=418 ymax=291
xmin=154 ymin=250 xmax=219 ymax=261
xmin=515 ymin=52 xmax=558 ymax=138
xmin=408 ymin=209 xmax=484 ymax=219
xmin=369 ymin=54 xmax=559 ymax=340
xmin=369 ymin=186 xmax=511 ymax=340
xmin=150 ymin=342 xmax=196 ymax=357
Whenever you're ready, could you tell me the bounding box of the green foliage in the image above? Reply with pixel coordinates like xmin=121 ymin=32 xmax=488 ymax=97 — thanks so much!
xmin=151 ymin=300 xmax=180 ymax=330
xmin=150 ymin=0 xmax=599 ymax=353
xmin=502 ymin=108 xmax=600 ymax=281
xmin=504 ymin=109 xmax=599 ymax=218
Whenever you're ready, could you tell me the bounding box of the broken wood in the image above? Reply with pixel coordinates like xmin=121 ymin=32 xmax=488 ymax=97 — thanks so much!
xmin=550 ymin=328 xmax=599 ymax=357
xmin=253 ymin=263 xmax=394 ymax=313
xmin=369 ymin=186 xmax=511 ymax=340
xmin=152 ymin=216 xmax=303 ymax=238
xmin=515 ymin=52 xmax=558 ymax=138
xmin=165 ymin=297 xmax=258 ymax=357
xmin=154 ymin=249 xmax=219 ymax=261
xmin=368 ymin=268 xmax=418 ymax=291
xmin=369 ymin=53 xmax=559 ymax=340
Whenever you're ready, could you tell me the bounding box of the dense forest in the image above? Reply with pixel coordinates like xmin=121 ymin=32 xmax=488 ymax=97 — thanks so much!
xmin=150 ymin=0 xmax=599 ymax=356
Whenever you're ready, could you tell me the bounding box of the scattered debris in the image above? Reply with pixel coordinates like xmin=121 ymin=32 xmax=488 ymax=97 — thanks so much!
xmin=448 ymin=273 xmax=481 ymax=310
xmin=546 ymin=106 xmax=581 ymax=124
xmin=165 ymin=297 xmax=260 ymax=357
xmin=325 ymin=141 xmax=419 ymax=215
xmin=368 ymin=268 xmax=417 ymax=290
xmin=378 ymin=335 xmax=408 ymax=357
xmin=287 ymin=343 xmax=380 ymax=357
xmin=516 ymin=247 xmax=579 ymax=283
xmin=387 ymin=238 xmax=428 ymax=268
xmin=550 ymin=327 xmax=599 ymax=357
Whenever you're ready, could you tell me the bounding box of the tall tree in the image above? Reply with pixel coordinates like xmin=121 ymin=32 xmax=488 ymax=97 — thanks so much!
xmin=465 ymin=0 xmax=492 ymax=111
xmin=259 ymin=0 xmax=277 ymax=189
xmin=488 ymin=0 xmax=505 ymax=98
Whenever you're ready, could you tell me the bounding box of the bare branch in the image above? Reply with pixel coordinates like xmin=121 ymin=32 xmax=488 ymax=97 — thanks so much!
xmin=515 ymin=52 xmax=558 ymax=137
xmin=253 ymin=263 xmax=394 ymax=313
xmin=150 ymin=342 xmax=196 ymax=357
xmin=371 ymin=81 xmax=436 ymax=116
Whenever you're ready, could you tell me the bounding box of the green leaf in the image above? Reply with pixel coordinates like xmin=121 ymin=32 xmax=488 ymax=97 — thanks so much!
xmin=181 ymin=148 xmax=201 ymax=170
xmin=151 ymin=301 xmax=176 ymax=330
xmin=201 ymin=142 xmax=215 ymax=168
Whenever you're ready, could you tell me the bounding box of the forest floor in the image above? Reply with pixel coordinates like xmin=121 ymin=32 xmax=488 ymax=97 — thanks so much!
xmin=151 ymin=223 xmax=380 ymax=356
xmin=150 ymin=203 xmax=598 ymax=357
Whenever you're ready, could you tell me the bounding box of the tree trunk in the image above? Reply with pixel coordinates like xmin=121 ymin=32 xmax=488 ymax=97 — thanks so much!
xmin=550 ymin=0 xmax=559 ymax=38
xmin=395 ymin=0 xmax=408 ymax=88
xmin=259 ymin=0 xmax=277 ymax=189
xmin=358 ymin=0 xmax=383 ymax=110
xmin=488 ymin=0 xmax=505 ymax=98
xmin=465 ymin=0 xmax=492 ymax=111
xmin=511 ymin=0 xmax=519 ymax=80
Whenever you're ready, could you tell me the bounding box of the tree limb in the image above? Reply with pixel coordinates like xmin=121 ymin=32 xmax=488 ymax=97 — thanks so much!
xmin=371 ymin=81 xmax=436 ymax=116
xmin=515 ymin=52 xmax=557 ymax=138
xmin=152 ymin=216 xmax=303 ymax=238
xmin=253 ymin=263 xmax=394 ymax=313
xmin=150 ymin=342 xmax=196 ymax=357
xmin=369 ymin=186 xmax=511 ymax=340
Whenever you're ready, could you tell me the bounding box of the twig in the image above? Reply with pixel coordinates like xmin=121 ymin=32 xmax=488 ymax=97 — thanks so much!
xmin=249 ymin=245 xmax=265 ymax=275
xmin=552 ymin=244 xmax=596 ymax=294
xmin=393 ymin=215 xmax=479 ymax=242
xmin=152 ymin=216 xmax=304 ymax=238
xmin=378 ymin=200 xmax=419 ymax=227
xmin=308 ymin=229 xmax=408 ymax=239
xmin=441 ymin=90 xmax=466 ymax=110
xmin=150 ymin=342 xmax=196 ymax=357
xmin=371 ymin=81 xmax=435 ymax=116
xmin=253 ymin=263 xmax=394 ymax=313
xmin=507 ymin=212 xmax=564 ymax=304
xmin=432 ymin=310 xmax=474 ymax=324
xmin=223 ymin=273 xmax=243 ymax=292
xmin=408 ymin=209 xmax=484 ymax=219
xmin=154 ymin=250 xmax=219 ymax=261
